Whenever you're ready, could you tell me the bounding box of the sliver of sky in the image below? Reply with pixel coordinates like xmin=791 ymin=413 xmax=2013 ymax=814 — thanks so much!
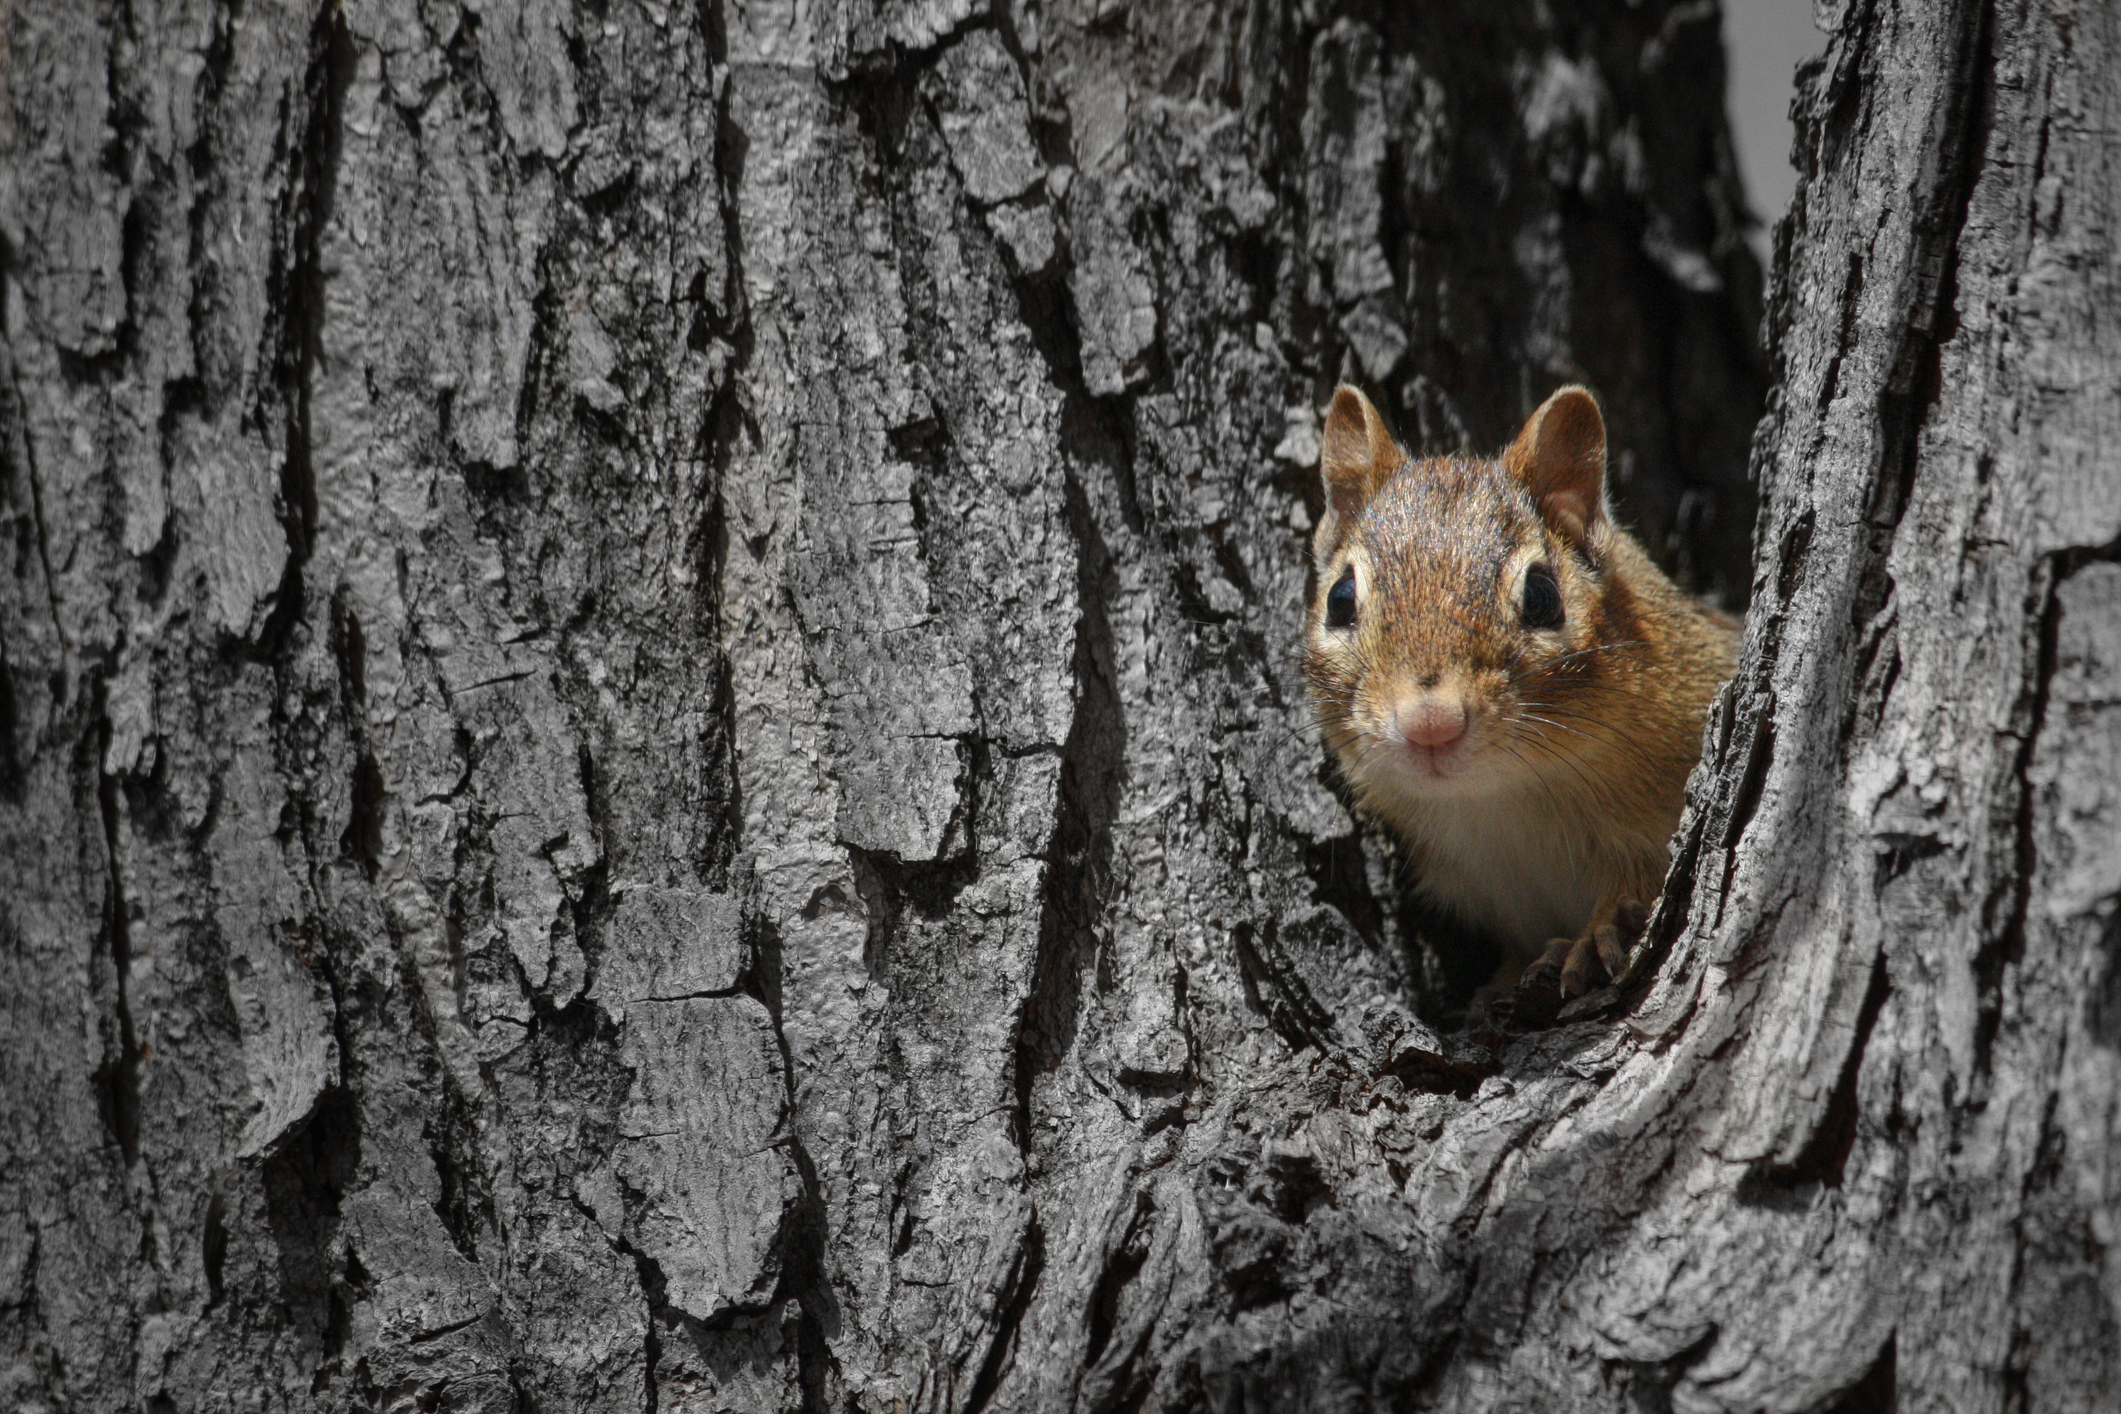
xmin=1722 ymin=0 xmax=1829 ymax=267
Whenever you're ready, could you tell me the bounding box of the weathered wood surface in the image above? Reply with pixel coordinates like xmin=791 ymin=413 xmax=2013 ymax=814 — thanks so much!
xmin=1626 ymin=1 xmax=2121 ymax=1407
xmin=3 ymin=0 xmax=2110 ymax=1410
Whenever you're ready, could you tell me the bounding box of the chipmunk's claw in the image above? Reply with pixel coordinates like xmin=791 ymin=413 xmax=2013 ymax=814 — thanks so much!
xmin=1526 ymin=896 xmax=1651 ymax=1010
xmin=1558 ymin=924 xmax=1616 ymax=998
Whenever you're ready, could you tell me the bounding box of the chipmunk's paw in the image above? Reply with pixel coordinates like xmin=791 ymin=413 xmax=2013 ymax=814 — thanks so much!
xmin=1551 ymin=896 xmax=1650 ymax=997
xmin=1512 ymin=897 xmax=1651 ymax=1026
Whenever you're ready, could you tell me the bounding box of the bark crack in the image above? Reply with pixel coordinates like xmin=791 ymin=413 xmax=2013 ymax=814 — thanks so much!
xmin=1975 ymin=535 xmax=2121 ymax=1080
xmin=92 ymin=698 xmax=144 ymax=1170
xmin=1856 ymin=0 xmax=1993 ymax=631
xmin=255 ymin=0 xmax=353 ymax=661
xmin=0 ymin=315 xmax=71 ymax=672
xmin=1017 ymin=470 xmax=1124 ymax=1152
xmin=962 ymin=1214 xmax=1045 ymax=1414
xmin=1761 ymin=945 xmax=1889 ymax=1190
xmin=1820 ymin=1332 xmax=1897 ymax=1414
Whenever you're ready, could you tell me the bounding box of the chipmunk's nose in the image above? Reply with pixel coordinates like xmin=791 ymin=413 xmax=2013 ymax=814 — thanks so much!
xmin=1398 ymin=698 xmax=1467 ymax=751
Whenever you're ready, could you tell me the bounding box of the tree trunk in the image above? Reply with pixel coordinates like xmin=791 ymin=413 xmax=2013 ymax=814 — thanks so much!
xmin=1 ymin=0 xmax=2109 ymax=1410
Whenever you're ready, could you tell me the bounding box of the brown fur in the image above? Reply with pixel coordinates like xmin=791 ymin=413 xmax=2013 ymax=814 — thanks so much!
xmin=1304 ymin=385 xmax=1738 ymax=967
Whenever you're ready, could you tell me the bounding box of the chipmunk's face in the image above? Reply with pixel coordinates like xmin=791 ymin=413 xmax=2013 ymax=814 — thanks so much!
xmin=1303 ymin=386 xmax=1620 ymax=807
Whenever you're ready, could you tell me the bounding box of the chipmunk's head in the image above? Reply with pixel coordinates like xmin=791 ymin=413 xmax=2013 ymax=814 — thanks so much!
xmin=1303 ymin=384 xmax=1632 ymax=809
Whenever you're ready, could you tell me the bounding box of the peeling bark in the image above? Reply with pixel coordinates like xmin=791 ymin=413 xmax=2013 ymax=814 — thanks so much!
xmin=3 ymin=0 xmax=2108 ymax=1411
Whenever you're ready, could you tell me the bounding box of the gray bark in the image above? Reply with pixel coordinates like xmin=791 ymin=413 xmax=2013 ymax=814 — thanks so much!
xmin=2 ymin=0 xmax=2106 ymax=1411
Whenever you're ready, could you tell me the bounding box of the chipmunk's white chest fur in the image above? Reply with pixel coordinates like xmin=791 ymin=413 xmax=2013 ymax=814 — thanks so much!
xmin=1377 ymin=788 xmax=1623 ymax=952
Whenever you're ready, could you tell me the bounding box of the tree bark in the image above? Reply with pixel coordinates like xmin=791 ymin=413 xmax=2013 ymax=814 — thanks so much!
xmin=2 ymin=0 xmax=2109 ymax=1411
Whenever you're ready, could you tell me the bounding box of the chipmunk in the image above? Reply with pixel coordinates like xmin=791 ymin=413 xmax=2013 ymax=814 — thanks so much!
xmin=1303 ymin=384 xmax=1738 ymax=1003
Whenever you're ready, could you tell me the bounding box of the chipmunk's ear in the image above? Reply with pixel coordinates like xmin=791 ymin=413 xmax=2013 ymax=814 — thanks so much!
xmin=1507 ymin=386 xmax=1608 ymax=543
xmin=1316 ymin=386 xmax=1400 ymax=557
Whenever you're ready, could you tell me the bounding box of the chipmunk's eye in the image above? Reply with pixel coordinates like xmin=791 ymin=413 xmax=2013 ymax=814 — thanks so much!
xmin=1521 ymin=562 xmax=1564 ymax=629
xmin=1325 ymin=565 xmax=1357 ymax=629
